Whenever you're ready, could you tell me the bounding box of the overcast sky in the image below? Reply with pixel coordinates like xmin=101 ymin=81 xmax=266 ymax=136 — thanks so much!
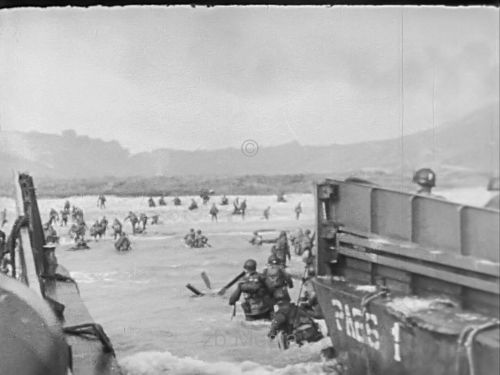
xmin=0 ymin=6 xmax=498 ymax=153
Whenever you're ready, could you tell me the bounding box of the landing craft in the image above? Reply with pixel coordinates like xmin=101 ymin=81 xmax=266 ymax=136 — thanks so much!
xmin=312 ymin=179 xmax=499 ymax=375
xmin=0 ymin=173 xmax=121 ymax=375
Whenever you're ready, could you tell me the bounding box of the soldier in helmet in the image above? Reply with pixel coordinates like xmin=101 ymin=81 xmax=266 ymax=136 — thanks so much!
xmin=267 ymin=299 xmax=323 ymax=348
xmin=262 ymin=254 xmax=294 ymax=307
xmin=189 ymin=199 xmax=198 ymax=211
xmin=158 ymin=195 xmax=167 ymax=206
xmin=413 ymin=168 xmax=436 ymax=195
xmin=148 ymin=197 xmax=156 ymax=208
xmin=294 ymin=202 xmax=302 ymax=220
xmin=229 ymin=259 xmax=274 ymax=321
xmin=220 ymin=195 xmax=229 ymax=205
xmin=112 ymin=218 xmax=123 ymax=240
xmin=249 ymin=231 xmax=263 ymax=246
xmin=266 ymin=231 xmax=291 ymax=266
xmin=194 ymin=229 xmax=209 ymax=248
xmin=184 ymin=229 xmax=195 ymax=247
xmin=173 ymin=196 xmax=182 ymax=206
xmin=209 ymin=203 xmax=219 ymax=222
xmin=263 ymin=206 xmax=271 ymax=220
xmin=139 ymin=213 xmax=148 ymax=231
xmin=239 ymin=199 xmax=247 ymax=219
xmin=115 ymin=232 xmax=131 ymax=252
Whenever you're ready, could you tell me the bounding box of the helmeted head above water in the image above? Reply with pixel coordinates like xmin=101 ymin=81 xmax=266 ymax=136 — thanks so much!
xmin=279 ymin=231 xmax=287 ymax=237
xmin=243 ymin=259 xmax=257 ymax=272
xmin=268 ymin=254 xmax=280 ymax=265
xmin=412 ymin=168 xmax=436 ymax=188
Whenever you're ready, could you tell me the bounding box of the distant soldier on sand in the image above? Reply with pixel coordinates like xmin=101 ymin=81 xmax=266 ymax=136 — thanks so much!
xmin=97 ymin=194 xmax=106 ymax=209
xmin=209 ymin=203 xmax=219 ymax=222
xmin=90 ymin=220 xmax=106 ymax=241
xmin=239 ymin=199 xmax=247 ymax=219
xmin=229 ymin=259 xmax=274 ymax=321
xmin=115 ymin=232 xmax=131 ymax=252
xmin=220 ymin=195 xmax=229 ymax=205
xmin=173 ymin=196 xmax=182 ymax=206
xmin=64 ymin=200 xmax=71 ymax=211
xmin=277 ymin=192 xmax=287 ymax=203
xmin=184 ymin=229 xmax=196 ymax=247
xmin=72 ymin=206 xmax=84 ymax=223
xmin=263 ymin=206 xmax=271 ymax=220
xmin=148 ymin=197 xmax=156 ymax=208
xmin=100 ymin=216 xmax=108 ymax=232
xmin=189 ymin=199 xmax=198 ymax=211
xmin=158 ymin=195 xmax=167 ymax=206
xmin=201 ymin=190 xmax=210 ymax=205
xmin=151 ymin=214 xmax=160 ymax=225
xmin=60 ymin=209 xmax=69 ymax=227
xmin=139 ymin=213 xmax=148 ymax=231
xmin=124 ymin=211 xmax=139 ymax=233
xmin=249 ymin=231 xmax=263 ymax=246
xmin=112 ymin=218 xmax=123 ymax=240
xmin=294 ymin=202 xmax=302 ymax=220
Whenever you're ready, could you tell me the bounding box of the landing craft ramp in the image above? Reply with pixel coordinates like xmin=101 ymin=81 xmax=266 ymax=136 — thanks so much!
xmin=312 ymin=179 xmax=499 ymax=375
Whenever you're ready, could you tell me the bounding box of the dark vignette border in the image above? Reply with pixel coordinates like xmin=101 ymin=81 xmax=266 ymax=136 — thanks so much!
xmin=0 ymin=0 xmax=499 ymax=9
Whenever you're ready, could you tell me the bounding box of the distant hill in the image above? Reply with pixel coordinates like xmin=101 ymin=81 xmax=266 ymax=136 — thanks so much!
xmin=1 ymin=104 xmax=498 ymax=180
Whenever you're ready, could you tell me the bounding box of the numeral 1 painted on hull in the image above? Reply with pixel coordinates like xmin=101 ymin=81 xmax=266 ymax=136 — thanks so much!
xmin=391 ymin=322 xmax=402 ymax=362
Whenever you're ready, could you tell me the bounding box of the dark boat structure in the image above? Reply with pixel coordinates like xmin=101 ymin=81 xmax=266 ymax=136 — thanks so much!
xmin=312 ymin=179 xmax=499 ymax=375
xmin=0 ymin=173 xmax=122 ymax=375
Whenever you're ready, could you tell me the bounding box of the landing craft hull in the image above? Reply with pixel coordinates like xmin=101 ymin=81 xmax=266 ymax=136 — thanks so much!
xmin=312 ymin=179 xmax=500 ymax=375
xmin=313 ymin=277 xmax=499 ymax=375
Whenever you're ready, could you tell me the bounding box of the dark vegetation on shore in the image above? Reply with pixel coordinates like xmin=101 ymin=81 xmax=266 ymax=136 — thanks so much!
xmin=0 ymin=170 xmax=491 ymax=198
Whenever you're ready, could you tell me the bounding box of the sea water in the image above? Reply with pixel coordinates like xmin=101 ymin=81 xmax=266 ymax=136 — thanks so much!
xmin=0 ymin=188 xmax=495 ymax=375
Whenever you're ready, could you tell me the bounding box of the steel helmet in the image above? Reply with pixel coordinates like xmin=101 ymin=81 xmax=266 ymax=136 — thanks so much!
xmin=412 ymin=168 xmax=436 ymax=188
xmin=243 ymin=259 xmax=257 ymax=271
xmin=267 ymin=255 xmax=280 ymax=265
xmin=305 ymin=229 xmax=311 ymax=235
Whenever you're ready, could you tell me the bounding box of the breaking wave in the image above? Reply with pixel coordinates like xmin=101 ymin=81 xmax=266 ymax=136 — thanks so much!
xmin=119 ymin=350 xmax=338 ymax=375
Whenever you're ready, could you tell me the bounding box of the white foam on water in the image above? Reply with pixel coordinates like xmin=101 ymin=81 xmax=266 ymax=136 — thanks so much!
xmin=119 ymin=350 xmax=335 ymax=375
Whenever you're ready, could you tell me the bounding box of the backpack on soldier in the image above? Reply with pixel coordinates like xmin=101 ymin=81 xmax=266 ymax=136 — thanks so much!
xmin=265 ymin=265 xmax=286 ymax=290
